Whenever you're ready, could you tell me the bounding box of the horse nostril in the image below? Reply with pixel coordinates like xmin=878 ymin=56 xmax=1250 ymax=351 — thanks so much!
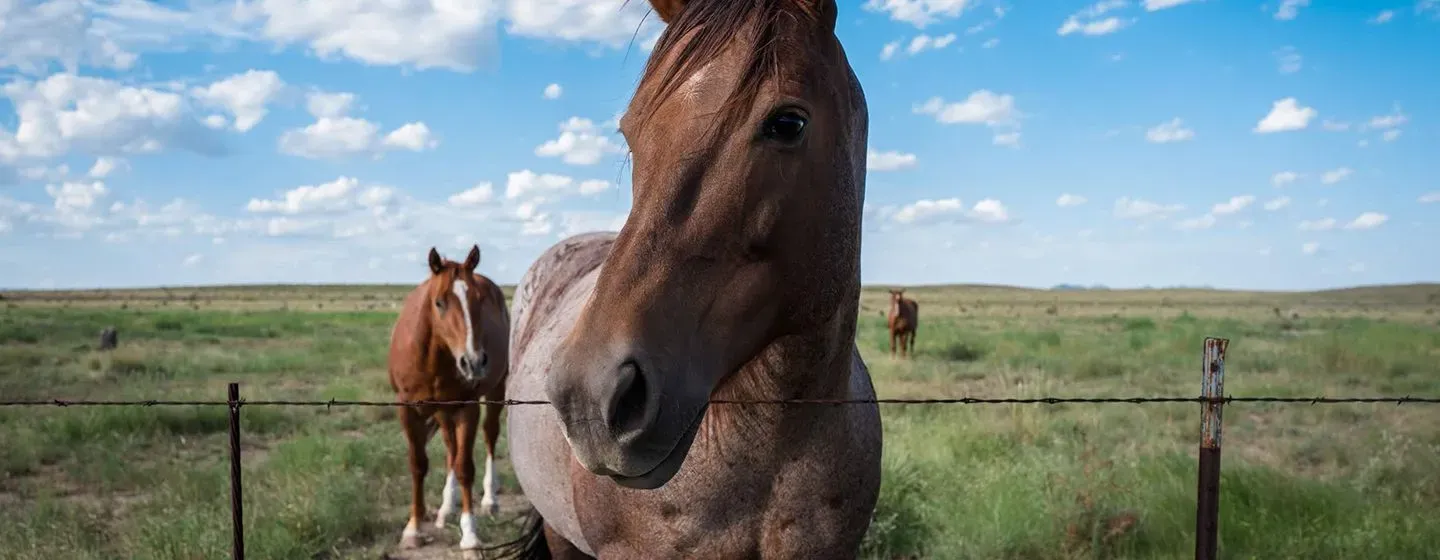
xmin=459 ymin=356 xmax=471 ymax=371
xmin=479 ymin=352 xmax=489 ymax=368
xmin=607 ymin=360 xmax=651 ymax=435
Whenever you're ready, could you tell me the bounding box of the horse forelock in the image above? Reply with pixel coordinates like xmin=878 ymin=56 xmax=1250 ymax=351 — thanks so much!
xmin=627 ymin=0 xmax=827 ymax=148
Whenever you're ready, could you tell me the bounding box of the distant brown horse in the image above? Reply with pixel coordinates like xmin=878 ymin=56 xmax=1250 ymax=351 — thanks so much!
xmin=388 ymin=245 xmax=510 ymax=551
xmin=888 ymin=288 xmax=919 ymax=358
xmin=494 ymin=0 xmax=881 ymax=558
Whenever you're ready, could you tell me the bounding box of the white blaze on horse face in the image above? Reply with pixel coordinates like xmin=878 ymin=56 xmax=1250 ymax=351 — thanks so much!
xmin=679 ymin=62 xmax=711 ymax=102
xmin=480 ymin=452 xmax=497 ymax=514
xmin=451 ymin=279 xmax=481 ymax=379
xmin=435 ymin=469 xmax=458 ymax=528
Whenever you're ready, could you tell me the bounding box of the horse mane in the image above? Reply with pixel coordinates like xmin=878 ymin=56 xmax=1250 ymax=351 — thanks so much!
xmin=629 ymin=0 xmax=816 ymax=142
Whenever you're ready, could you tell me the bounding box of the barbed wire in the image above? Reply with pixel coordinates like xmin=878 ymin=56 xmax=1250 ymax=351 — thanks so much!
xmin=2 ymin=395 xmax=1439 ymax=408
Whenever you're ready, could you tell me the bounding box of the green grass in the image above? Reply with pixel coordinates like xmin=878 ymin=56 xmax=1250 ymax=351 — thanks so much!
xmin=1 ymin=284 xmax=1438 ymax=559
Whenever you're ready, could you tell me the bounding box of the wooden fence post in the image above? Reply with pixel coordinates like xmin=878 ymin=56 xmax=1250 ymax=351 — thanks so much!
xmin=1195 ymin=337 xmax=1228 ymax=560
xmin=227 ymin=382 xmax=246 ymax=560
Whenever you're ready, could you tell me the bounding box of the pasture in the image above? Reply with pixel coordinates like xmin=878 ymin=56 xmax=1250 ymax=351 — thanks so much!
xmin=1 ymin=283 xmax=1438 ymax=559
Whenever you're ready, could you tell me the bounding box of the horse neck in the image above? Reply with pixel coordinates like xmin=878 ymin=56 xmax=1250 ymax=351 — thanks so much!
xmin=714 ymin=287 xmax=860 ymax=409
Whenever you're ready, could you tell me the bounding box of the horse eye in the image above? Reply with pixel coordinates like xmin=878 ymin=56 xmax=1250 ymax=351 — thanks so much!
xmin=761 ymin=111 xmax=807 ymax=145
xmin=434 ymin=298 xmax=445 ymax=310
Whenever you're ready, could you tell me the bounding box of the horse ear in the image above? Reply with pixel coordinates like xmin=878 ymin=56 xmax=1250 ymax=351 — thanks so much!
xmin=463 ymin=245 xmax=481 ymax=273
xmin=647 ymin=0 xmax=687 ymax=24
xmin=428 ymin=247 xmax=443 ymax=275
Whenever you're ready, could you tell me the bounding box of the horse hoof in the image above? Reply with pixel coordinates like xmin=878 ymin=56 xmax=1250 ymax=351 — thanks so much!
xmin=399 ymin=533 xmax=424 ymax=550
xmin=481 ymin=500 xmax=499 ymax=516
xmin=459 ymin=533 xmax=482 ymax=550
xmin=433 ymin=512 xmax=450 ymax=530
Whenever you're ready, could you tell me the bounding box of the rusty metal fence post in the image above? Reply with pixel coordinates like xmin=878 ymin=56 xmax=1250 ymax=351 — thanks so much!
xmin=227 ymin=382 xmax=246 ymax=560
xmin=1195 ymin=337 xmax=1228 ymax=560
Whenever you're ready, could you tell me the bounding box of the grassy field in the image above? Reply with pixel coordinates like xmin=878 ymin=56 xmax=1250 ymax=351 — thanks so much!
xmin=1 ymin=283 xmax=1438 ymax=559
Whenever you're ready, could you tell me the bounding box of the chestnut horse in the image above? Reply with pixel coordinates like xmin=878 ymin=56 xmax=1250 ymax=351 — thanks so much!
xmin=887 ymin=288 xmax=919 ymax=358
xmin=387 ymin=245 xmax=510 ymax=551
xmin=495 ymin=0 xmax=881 ymax=557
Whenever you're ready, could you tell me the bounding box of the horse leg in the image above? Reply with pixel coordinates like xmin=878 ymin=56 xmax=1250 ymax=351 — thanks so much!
xmin=398 ymin=405 xmax=430 ymax=549
xmin=433 ymin=410 xmax=459 ymax=530
xmin=453 ymin=403 xmax=483 ymax=550
xmin=479 ymin=383 xmax=505 ymax=516
xmin=909 ymin=327 xmax=917 ymax=356
xmin=889 ymin=330 xmax=897 ymax=357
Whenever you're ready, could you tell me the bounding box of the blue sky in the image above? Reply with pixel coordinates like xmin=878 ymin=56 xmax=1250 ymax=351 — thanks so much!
xmin=0 ymin=0 xmax=1437 ymax=291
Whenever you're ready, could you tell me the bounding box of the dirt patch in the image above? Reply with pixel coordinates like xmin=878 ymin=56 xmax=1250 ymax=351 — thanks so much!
xmin=381 ymin=493 xmax=532 ymax=560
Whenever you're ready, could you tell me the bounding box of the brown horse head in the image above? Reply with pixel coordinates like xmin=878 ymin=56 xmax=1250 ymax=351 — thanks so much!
xmin=544 ymin=0 xmax=867 ymax=489
xmin=425 ymin=245 xmax=492 ymax=385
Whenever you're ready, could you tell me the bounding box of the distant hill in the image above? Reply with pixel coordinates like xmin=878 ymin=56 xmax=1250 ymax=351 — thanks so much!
xmin=1050 ymin=284 xmax=1111 ymax=291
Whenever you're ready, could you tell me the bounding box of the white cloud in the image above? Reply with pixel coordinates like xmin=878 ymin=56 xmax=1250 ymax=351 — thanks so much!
xmin=1143 ymin=0 xmax=1201 ymax=9
xmin=505 ymin=169 xmax=572 ymax=200
xmin=0 ymin=0 xmax=138 ymax=75
xmin=981 ymin=38 xmax=999 ymax=49
xmin=1263 ymin=196 xmax=1291 ymax=211
xmin=991 ymin=131 xmax=1021 ymax=147
xmin=1057 ymin=0 xmax=1133 ymax=37
xmin=1298 ymin=217 xmax=1336 ymax=231
xmin=1114 ymin=197 xmax=1183 ymax=220
xmin=183 ymin=253 xmax=203 ymax=267
xmin=503 ymin=0 xmax=659 ymax=47
xmin=868 ymin=149 xmax=918 ymax=171
xmin=1348 ymin=262 xmax=1366 ymax=273
xmin=46 ymin=180 xmax=109 ymax=213
xmin=911 ymin=33 xmax=958 ymax=54
xmin=891 ymin=197 xmax=1011 ymax=224
xmin=88 ymin=156 xmax=126 ymax=179
xmin=914 ymin=91 xmax=1021 ymax=145
xmin=234 ymin=0 xmax=502 ymax=71
xmin=1321 ymin=119 xmax=1350 ymax=132
xmin=1274 ymin=0 xmax=1310 ymax=20
xmin=0 ymin=73 xmax=223 ymax=164
xmin=1370 ymin=10 xmax=1395 ymax=23
xmin=382 ymin=122 xmax=438 ymax=151
xmin=1211 ymin=195 xmax=1255 ymax=215
xmin=1343 ymin=212 xmax=1388 ymax=230
xmin=885 ymin=33 xmax=959 ymax=60
xmin=1272 ymin=171 xmax=1300 ymax=187
xmin=448 ymin=183 xmax=496 ymax=207
xmin=880 ymin=42 xmax=900 ymax=61
xmin=1253 ymin=97 xmax=1317 ymax=133
xmin=1274 ymin=46 xmax=1302 ymax=74
xmin=543 ymin=83 xmax=562 ymax=100
xmin=1382 ymin=129 xmax=1402 ymax=142
xmin=1056 ymin=194 xmax=1088 ymax=207
xmin=534 ymin=117 xmax=625 ymax=165
xmin=1145 ymin=118 xmax=1195 ymax=143
xmin=1367 ymin=111 xmax=1406 ymax=128
xmin=1419 ymin=192 xmax=1440 ymax=204
xmin=277 ymin=91 xmax=436 ymax=159
xmin=578 ymin=179 xmax=612 ymax=195
xmin=245 ymin=176 xmax=394 ymax=215
xmin=1175 ymin=214 xmax=1216 ymax=231
xmin=863 ymin=0 xmax=973 ymax=28
xmin=306 ymin=91 xmax=356 ymax=119
xmin=189 ymin=69 xmax=285 ymax=132
xmin=914 ymin=91 xmax=1015 ymax=125
xmin=1301 ymin=241 xmax=1320 ymax=255
xmin=1320 ymin=167 xmax=1352 ymax=184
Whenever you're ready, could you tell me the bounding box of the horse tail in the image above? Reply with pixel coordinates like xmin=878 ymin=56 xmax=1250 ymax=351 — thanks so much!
xmin=480 ymin=508 xmax=550 ymax=559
